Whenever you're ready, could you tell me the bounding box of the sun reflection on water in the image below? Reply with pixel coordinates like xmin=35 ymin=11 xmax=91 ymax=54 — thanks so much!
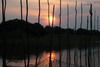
xmin=47 ymin=51 xmax=57 ymax=61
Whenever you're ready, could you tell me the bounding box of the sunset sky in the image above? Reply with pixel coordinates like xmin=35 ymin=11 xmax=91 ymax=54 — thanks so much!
xmin=0 ymin=0 xmax=100 ymax=29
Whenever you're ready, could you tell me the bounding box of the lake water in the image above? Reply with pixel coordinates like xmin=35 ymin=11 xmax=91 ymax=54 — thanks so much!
xmin=0 ymin=48 xmax=100 ymax=67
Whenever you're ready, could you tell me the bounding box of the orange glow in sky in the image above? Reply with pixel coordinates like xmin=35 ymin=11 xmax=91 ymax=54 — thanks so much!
xmin=45 ymin=16 xmax=56 ymax=26
xmin=0 ymin=0 xmax=100 ymax=28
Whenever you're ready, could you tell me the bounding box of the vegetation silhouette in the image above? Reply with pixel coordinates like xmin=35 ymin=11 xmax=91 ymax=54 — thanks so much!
xmin=0 ymin=19 xmax=100 ymax=60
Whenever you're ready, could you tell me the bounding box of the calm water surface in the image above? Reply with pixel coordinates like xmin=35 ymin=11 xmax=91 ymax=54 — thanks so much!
xmin=0 ymin=48 xmax=100 ymax=67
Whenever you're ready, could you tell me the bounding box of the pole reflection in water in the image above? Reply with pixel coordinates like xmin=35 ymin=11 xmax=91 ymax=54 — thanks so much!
xmin=0 ymin=49 xmax=99 ymax=67
xmin=2 ymin=51 xmax=58 ymax=67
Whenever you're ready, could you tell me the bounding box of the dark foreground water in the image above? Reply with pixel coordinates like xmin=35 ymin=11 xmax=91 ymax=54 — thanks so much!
xmin=0 ymin=47 xmax=100 ymax=67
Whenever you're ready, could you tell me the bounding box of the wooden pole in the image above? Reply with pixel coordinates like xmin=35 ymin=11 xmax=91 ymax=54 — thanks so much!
xmin=20 ymin=0 xmax=23 ymax=20
xmin=85 ymin=16 xmax=89 ymax=67
xmin=38 ymin=0 xmax=41 ymax=24
xmin=66 ymin=4 xmax=70 ymax=67
xmin=2 ymin=0 xmax=6 ymax=23
xmin=1 ymin=0 xmax=7 ymax=67
xmin=26 ymin=0 xmax=30 ymax=67
xmin=59 ymin=0 xmax=62 ymax=27
xmin=75 ymin=1 xmax=77 ymax=30
xmin=26 ymin=0 xmax=28 ymax=22
xmin=80 ymin=3 xmax=83 ymax=66
xmin=89 ymin=4 xmax=93 ymax=30
xmin=52 ymin=5 xmax=55 ymax=27
xmin=93 ymin=10 xmax=96 ymax=67
xmin=87 ymin=16 xmax=89 ymax=30
xmin=47 ymin=0 xmax=50 ymax=26
xmin=88 ymin=4 xmax=93 ymax=67
xmin=80 ymin=3 xmax=83 ymax=28
xmin=67 ymin=4 xmax=69 ymax=29
xmin=49 ymin=5 xmax=55 ymax=67
xmin=97 ymin=16 xmax=99 ymax=30
xmin=74 ymin=1 xmax=78 ymax=67
xmin=59 ymin=0 xmax=62 ymax=67
xmin=94 ymin=10 xmax=96 ymax=30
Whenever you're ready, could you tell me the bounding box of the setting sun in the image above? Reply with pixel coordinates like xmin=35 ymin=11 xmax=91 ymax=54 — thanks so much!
xmin=46 ymin=16 xmax=56 ymax=25
xmin=50 ymin=16 xmax=53 ymax=23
